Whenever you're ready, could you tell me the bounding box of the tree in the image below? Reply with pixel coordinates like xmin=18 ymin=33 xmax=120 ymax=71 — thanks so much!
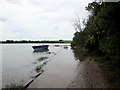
xmin=71 ymin=14 xmax=87 ymax=47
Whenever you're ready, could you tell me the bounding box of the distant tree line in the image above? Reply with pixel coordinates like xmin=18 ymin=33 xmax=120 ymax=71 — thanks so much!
xmin=1 ymin=40 xmax=72 ymax=44
xmin=71 ymin=2 xmax=120 ymax=87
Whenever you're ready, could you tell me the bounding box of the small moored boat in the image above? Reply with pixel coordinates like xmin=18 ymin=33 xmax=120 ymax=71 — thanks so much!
xmin=32 ymin=45 xmax=49 ymax=52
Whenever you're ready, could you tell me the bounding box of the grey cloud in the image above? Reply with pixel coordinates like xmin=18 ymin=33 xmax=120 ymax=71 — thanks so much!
xmin=5 ymin=0 xmax=22 ymax=6
xmin=0 ymin=1 xmax=89 ymax=40
xmin=36 ymin=10 xmax=56 ymax=15
xmin=54 ymin=27 xmax=59 ymax=30
xmin=0 ymin=18 xmax=8 ymax=22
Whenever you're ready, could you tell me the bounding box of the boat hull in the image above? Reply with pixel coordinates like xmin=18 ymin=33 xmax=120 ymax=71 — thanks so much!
xmin=32 ymin=45 xmax=49 ymax=52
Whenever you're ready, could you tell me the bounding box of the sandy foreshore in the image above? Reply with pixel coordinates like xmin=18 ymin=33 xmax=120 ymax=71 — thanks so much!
xmin=68 ymin=57 xmax=107 ymax=88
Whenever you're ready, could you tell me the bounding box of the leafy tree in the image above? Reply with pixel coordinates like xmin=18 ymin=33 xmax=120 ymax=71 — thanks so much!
xmin=72 ymin=2 xmax=120 ymax=87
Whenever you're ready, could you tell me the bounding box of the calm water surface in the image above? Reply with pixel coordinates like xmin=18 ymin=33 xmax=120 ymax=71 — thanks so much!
xmin=2 ymin=44 xmax=79 ymax=88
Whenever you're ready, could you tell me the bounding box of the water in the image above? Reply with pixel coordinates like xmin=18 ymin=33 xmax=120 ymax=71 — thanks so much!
xmin=2 ymin=44 xmax=79 ymax=88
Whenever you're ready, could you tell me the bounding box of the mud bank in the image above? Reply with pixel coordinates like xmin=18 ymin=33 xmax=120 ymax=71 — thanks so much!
xmin=68 ymin=57 xmax=107 ymax=88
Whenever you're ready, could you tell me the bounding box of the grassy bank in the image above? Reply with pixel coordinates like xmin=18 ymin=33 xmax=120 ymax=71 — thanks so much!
xmin=1 ymin=40 xmax=72 ymax=44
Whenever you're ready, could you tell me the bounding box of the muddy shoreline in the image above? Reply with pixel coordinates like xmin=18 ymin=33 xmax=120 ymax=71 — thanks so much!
xmin=68 ymin=57 xmax=107 ymax=88
xmin=2 ymin=44 xmax=107 ymax=88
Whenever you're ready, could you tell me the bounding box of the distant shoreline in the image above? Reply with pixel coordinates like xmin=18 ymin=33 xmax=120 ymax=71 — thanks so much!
xmin=0 ymin=40 xmax=72 ymax=44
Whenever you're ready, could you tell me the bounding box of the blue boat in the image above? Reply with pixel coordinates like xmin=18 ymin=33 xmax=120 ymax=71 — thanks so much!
xmin=32 ymin=45 xmax=49 ymax=52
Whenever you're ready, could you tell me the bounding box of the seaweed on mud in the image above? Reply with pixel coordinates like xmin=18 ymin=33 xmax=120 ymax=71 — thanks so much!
xmin=37 ymin=57 xmax=48 ymax=61
xmin=46 ymin=52 xmax=51 ymax=54
xmin=35 ymin=65 xmax=43 ymax=72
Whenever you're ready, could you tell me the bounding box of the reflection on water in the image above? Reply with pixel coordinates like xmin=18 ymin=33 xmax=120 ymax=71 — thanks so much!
xmin=2 ymin=44 xmax=51 ymax=88
xmin=63 ymin=46 xmax=68 ymax=49
xmin=29 ymin=45 xmax=78 ymax=88
xmin=54 ymin=45 xmax=60 ymax=47
xmin=2 ymin=43 xmax=78 ymax=88
xmin=33 ymin=48 xmax=49 ymax=53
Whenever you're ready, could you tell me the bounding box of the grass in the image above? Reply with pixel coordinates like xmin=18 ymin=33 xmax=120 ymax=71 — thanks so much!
xmin=62 ymin=40 xmax=72 ymax=43
xmin=2 ymin=40 xmax=72 ymax=44
xmin=56 ymin=40 xmax=72 ymax=43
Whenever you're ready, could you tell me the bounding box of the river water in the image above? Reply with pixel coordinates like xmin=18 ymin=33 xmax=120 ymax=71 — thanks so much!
xmin=2 ymin=44 xmax=79 ymax=88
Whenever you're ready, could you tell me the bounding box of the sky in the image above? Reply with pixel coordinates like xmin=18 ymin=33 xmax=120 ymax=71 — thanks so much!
xmin=0 ymin=0 xmax=119 ymax=41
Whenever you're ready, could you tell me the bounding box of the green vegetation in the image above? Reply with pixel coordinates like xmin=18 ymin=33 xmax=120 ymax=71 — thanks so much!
xmin=1 ymin=40 xmax=72 ymax=44
xmin=72 ymin=46 xmax=87 ymax=61
xmin=71 ymin=2 xmax=120 ymax=88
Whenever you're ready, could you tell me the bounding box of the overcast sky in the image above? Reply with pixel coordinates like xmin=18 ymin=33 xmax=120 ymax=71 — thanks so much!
xmin=0 ymin=0 xmax=119 ymax=41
